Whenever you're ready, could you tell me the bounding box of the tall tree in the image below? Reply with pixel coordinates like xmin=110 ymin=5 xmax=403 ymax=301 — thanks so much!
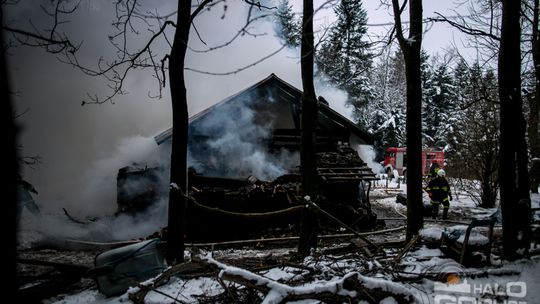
xmin=450 ymin=63 xmax=500 ymax=208
xmin=1 ymin=5 xmax=17 ymax=298
xmin=275 ymin=0 xmax=301 ymax=47
xmin=275 ymin=0 xmax=374 ymax=122
xmin=422 ymin=56 xmax=457 ymax=148
xmin=2 ymin=1 xmax=82 ymax=293
xmin=316 ymin=0 xmax=373 ymax=111
xmin=391 ymin=0 xmax=424 ymax=239
xmin=362 ymin=48 xmax=406 ymax=159
xmin=498 ymin=0 xmax=531 ymax=260
xmin=297 ymin=0 xmax=319 ymax=257
xmin=166 ymin=0 xmax=191 ymax=264
xmin=524 ymin=0 xmax=540 ymax=193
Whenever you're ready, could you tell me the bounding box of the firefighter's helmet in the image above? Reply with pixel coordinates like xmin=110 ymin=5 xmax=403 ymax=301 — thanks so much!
xmin=437 ymin=169 xmax=446 ymax=177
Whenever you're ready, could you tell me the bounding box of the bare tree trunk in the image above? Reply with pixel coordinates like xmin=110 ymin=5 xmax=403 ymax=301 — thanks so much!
xmin=529 ymin=0 xmax=540 ymax=193
xmin=480 ymin=152 xmax=497 ymax=208
xmin=166 ymin=0 xmax=191 ymax=264
xmin=1 ymin=6 xmax=18 ymax=297
xmin=298 ymin=0 xmax=319 ymax=256
xmin=392 ymin=0 xmax=424 ymax=240
xmin=498 ymin=0 xmax=531 ymax=260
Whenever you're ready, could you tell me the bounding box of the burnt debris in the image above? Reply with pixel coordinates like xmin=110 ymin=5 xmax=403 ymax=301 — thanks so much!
xmin=116 ymin=164 xmax=166 ymax=215
xmin=115 ymin=74 xmax=379 ymax=241
xmin=115 ymin=144 xmax=379 ymax=242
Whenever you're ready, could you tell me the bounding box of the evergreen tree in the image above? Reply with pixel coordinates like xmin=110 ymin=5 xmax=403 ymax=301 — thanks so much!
xmin=361 ymin=48 xmax=406 ymax=159
xmin=450 ymin=63 xmax=500 ymax=208
xmin=275 ymin=0 xmax=301 ymax=47
xmin=422 ymin=58 xmax=457 ymax=148
xmin=316 ymin=0 xmax=373 ymax=112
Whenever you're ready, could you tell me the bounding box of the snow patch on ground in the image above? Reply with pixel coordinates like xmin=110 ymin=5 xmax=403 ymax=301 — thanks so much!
xmin=420 ymin=227 xmax=444 ymax=241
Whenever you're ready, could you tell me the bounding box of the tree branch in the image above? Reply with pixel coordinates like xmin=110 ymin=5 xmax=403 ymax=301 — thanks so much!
xmin=431 ymin=12 xmax=500 ymax=41
xmin=185 ymin=45 xmax=286 ymax=75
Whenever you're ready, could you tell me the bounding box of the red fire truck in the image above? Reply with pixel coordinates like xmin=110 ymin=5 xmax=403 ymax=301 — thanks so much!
xmin=382 ymin=147 xmax=445 ymax=177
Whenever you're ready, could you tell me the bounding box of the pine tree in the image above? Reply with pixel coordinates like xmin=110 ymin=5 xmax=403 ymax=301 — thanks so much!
xmin=316 ymin=0 xmax=373 ymax=112
xmin=450 ymin=63 xmax=500 ymax=208
xmin=275 ymin=0 xmax=301 ymax=47
xmin=360 ymin=48 xmax=406 ymax=159
xmin=424 ymin=59 xmax=457 ymax=148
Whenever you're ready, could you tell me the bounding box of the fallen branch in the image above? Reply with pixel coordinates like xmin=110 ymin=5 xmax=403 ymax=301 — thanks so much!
xmin=392 ymin=235 xmax=420 ymax=264
xmin=379 ymin=217 xmax=475 ymax=225
xmin=62 ymin=208 xmax=92 ymax=225
xmin=128 ymin=261 xmax=211 ymax=303
xmin=196 ymin=253 xmax=416 ymax=304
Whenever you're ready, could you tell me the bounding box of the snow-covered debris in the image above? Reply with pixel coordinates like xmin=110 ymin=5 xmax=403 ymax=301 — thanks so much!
xmin=379 ymin=297 xmax=399 ymax=304
xmin=420 ymin=227 xmax=443 ymax=242
xmin=198 ymin=252 xmax=417 ymax=303
xmin=445 ymin=225 xmax=490 ymax=246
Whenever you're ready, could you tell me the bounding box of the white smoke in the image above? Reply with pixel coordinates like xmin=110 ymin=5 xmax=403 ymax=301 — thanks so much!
xmin=315 ymin=79 xmax=355 ymax=121
xmin=355 ymin=144 xmax=384 ymax=174
xmin=76 ymin=135 xmax=163 ymax=216
xmin=190 ymin=93 xmax=299 ymax=181
xmin=314 ymin=77 xmax=381 ymax=174
xmin=17 ymin=197 xmax=169 ymax=248
xmin=17 ymin=135 xmax=172 ymax=247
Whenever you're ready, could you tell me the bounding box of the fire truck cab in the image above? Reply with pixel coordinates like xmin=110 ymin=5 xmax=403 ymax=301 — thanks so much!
xmin=383 ymin=147 xmax=445 ymax=177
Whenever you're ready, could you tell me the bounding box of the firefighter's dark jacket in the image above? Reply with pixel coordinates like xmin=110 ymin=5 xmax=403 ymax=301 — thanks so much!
xmin=425 ymin=176 xmax=452 ymax=203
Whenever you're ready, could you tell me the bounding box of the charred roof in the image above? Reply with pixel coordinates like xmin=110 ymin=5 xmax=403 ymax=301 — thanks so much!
xmin=154 ymin=73 xmax=373 ymax=146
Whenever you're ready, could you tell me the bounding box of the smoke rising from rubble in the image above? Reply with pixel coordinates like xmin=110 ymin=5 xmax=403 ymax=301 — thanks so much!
xmin=355 ymin=144 xmax=384 ymax=174
xmin=17 ymin=135 xmax=172 ymax=247
xmin=314 ymin=77 xmax=382 ymax=173
xmin=190 ymin=94 xmax=299 ymax=180
xmin=315 ymin=77 xmax=355 ymax=121
xmin=77 ymin=135 xmax=168 ymax=216
xmin=12 ymin=0 xmax=385 ymax=246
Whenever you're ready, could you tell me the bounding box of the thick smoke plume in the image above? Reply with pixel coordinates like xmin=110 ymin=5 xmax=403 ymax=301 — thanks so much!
xmin=189 ymin=93 xmax=299 ymax=181
xmin=314 ymin=77 xmax=382 ymax=174
xmin=355 ymin=144 xmax=384 ymax=174
xmin=17 ymin=135 xmax=171 ymax=248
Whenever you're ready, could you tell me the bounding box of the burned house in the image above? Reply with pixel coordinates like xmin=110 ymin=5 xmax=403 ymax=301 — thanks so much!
xmin=155 ymin=73 xmax=374 ymax=179
xmin=117 ymin=74 xmax=378 ymax=241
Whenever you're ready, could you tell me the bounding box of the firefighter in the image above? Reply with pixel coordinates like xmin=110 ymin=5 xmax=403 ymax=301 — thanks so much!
xmin=425 ymin=169 xmax=452 ymax=219
xmin=429 ymin=162 xmax=441 ymax=178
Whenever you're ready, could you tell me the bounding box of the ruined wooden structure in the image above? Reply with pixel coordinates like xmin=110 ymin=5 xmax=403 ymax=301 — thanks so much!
xmin=118 ymin=74 xmax=378 ymax=241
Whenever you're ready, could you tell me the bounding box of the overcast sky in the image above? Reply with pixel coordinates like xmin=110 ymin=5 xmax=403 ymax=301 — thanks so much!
xmin=6 ymin=0 xmax=470 ymax=216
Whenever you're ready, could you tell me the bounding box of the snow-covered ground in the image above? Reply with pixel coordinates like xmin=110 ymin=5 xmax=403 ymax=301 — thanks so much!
xmin=38 ymin=178 xmax=540 ymax=304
